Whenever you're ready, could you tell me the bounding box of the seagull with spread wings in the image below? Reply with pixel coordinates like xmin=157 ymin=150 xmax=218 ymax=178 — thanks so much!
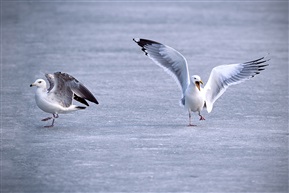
xmin=30 ymin=72 xmax=98 ymax=127
xmin=133 ymin=38 xmax=269 ymax=126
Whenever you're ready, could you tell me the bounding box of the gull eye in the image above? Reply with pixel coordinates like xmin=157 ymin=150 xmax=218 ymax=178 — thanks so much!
xmin=38 ymin=81 xmax=42 ymax=83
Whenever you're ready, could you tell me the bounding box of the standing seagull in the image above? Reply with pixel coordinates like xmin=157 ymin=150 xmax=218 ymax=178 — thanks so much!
xmin=133 ymin=38 xmax=269 ymax=126
xmin=30 ymin=72 xmax=98 ymax=127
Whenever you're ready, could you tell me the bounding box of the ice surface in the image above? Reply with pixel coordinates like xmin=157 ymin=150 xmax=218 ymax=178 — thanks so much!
xmin=1 ymin=1 xmax=288 ymax=193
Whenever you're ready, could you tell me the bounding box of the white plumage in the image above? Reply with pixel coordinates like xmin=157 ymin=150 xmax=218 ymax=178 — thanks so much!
xmin=133 ymin=38 xmax=269 ymax=126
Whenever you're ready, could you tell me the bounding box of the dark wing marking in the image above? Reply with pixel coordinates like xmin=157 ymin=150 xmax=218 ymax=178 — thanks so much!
xmin=54 ymin=72 xmax=99 ymax=106
xmin=204 ymin=56 xmax=269 ymax=113
xmin=73 ymin=94 xmax=89 ymax=106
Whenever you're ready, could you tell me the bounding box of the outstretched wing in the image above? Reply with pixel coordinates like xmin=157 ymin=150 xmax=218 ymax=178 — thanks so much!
xmin=49 ymin=72 xmax=99 ymax=107
xmin=133 ymin=38 xmax=190 ymax=104
xmin=204 ymin=57 xmax=269 ymax=113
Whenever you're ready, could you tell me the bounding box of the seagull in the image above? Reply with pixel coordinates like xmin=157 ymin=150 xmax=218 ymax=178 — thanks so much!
xmin=133 ymin=38 xmax=269 ymax=126
xmin=30 ymin=72 xmax=98 ymax=127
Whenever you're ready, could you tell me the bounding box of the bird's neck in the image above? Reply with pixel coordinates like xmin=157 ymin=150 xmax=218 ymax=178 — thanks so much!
xmin=36 ymin=86 xmax=47 ymax=93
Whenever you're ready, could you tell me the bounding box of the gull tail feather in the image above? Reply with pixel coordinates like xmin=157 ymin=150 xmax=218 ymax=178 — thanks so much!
xmin=65 ymin=105 xmax=86 ymax=112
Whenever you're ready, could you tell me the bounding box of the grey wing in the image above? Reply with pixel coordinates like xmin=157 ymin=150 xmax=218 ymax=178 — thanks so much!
xmin=45 ymin=73 xmax=55 ymax=92
xmin=49 ymin=72 xmax=74 ymax=107
xmin=133 ymin=38 xmax=190 ymax=99
xmin=203 ymin=56 xmax=269 ymax=113
xmin=55 ymin=72 xmax=99 ymax=106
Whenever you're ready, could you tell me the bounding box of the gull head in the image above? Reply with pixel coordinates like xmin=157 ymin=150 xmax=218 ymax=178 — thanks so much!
xmin=191 ymin=75 xmax=203 ymax=91
xmin=30 ymin=79 xmax=47 ymax=88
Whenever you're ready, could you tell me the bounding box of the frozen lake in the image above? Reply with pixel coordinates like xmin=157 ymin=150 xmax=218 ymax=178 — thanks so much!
xmin=1 ymin=1 xmax=288 ymax=192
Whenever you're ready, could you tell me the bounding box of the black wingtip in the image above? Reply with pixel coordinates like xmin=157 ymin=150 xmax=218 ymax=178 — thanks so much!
xmin=134 ymin=38 xmax=160 ymax=56
xmin=85 ymin=96 xmax=99 ymax=105
xmin=133 ymin=38 xmax=139 ymax=43
xmin=87 ymin=95 xmax=99 ymax=105
xmin=245 ymin=54 xmax=271 ymax=65
xmin=76 ymin=106 xmax=86 ymax=110
xmin=133 ymin=38 xmax=143 ymax=46
xmin=133 ymin=38 xmax=161 ymax=47
xmin=244 ymin=56 xmax=270 ymax=75
xmin=74 ymin=94 xmax=90 ymax=106
xmin=244 ymin=57 xmax=264 ymax=64
xmin=93 ymin=99 xmax=99 ymax=105
xmin=87 ymin=94 xmax=99 ymax=105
